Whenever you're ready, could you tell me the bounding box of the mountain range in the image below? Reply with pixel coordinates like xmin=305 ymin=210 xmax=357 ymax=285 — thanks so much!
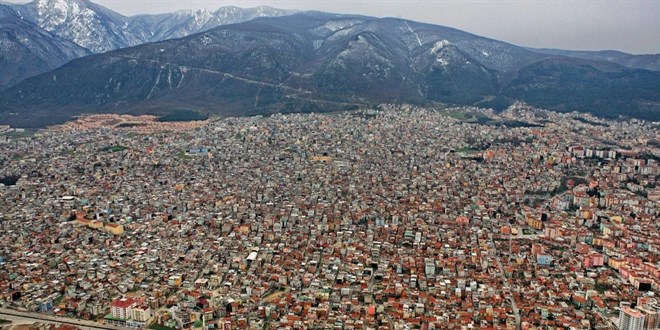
xmin=0 ymin=0 xmax=658 ymax=127
xmin=528 ymin=48 xmax=660 ymax=72
xmin=9 ymin=0 xmax=295 ymax=53
xmin=0 ymin=0 xmax=295 ymax=88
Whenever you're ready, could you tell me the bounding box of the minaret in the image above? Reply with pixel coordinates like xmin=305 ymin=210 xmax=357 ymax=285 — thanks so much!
xmin=509 ymin=231 xmax=513 ymax=262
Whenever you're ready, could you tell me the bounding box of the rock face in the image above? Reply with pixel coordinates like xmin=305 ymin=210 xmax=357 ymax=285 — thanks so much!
xmin=10 ymin=0 xmax=297 ymax=53
xmin=1 ymin=10 xmax=658 ymax=127
xmin=11 ymin=0 xmax=136 ymax=53
xmin=0 ymin=4 xmax=90 ymax=89
xmin=2 ymin=0 xmax=294 ymax=87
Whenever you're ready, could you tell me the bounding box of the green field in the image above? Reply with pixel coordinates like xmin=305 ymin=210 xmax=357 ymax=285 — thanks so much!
xmin=100 ymin=145 xmax=129 ymax=153
xmin=149 ymin=324 xmax=176 ymax=330
xmin=176 ymin=151 xmax=191 ymax=160
xmin=157 ymin=110 xmax=208 ymax=122
xmin=456 ymin=147 xmax=480 ymax=154
xmin=5 ymin=130 xmax=37 ymax=138
xmin=444 ymin=111 xmax=468 ymax=120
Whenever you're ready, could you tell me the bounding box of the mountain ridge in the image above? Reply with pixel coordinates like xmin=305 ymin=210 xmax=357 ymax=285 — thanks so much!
xmin=528 ymin=47 xmax=660 ymax=72
xmin=1 ymin=0 xmax=658 ymax=91
xmin=1 ymin=12 xmax=658 ymax=127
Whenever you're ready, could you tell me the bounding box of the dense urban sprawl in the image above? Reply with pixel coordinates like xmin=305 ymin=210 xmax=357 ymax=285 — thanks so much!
xmin=0 ymin=104 xmax=658 ymax=330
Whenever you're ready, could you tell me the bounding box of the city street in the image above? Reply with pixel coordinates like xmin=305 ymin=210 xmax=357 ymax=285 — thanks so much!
xmin=0 ymin=308 xmax=127 ymax=330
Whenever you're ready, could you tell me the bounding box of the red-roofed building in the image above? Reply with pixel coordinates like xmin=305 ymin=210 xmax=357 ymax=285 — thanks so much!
xmin=111 ymin=297 xmax=136 ymax=319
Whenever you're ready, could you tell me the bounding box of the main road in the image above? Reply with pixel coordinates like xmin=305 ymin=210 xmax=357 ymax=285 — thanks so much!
xmin=489 ymin=234 xmax=521 ymax=330
xmin=0 ymin=307 xmax=131 ymax=330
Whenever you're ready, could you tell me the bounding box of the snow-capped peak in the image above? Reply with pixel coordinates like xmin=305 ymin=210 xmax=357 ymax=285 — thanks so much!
xmin=35 ymin=0 xmax=85 ymax=28
xmin=174 ymin=8 xmax=212 ymax=26
xmin=24 ymin=0 xmax=132 ymax=53
xmin=253 ymin=6 xmax=283 ymax=17
xmin=174 ymin=8 xmax=211 ymax=17
xmin=12 ymin=0 xmax=297 ymax=54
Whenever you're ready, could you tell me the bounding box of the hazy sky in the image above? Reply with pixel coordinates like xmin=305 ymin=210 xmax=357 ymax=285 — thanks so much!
xmin=5 ymin=0 xmax=660 ymax=54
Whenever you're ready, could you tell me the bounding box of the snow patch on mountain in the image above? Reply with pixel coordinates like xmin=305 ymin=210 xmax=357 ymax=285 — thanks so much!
xmin=436 ymin=58 xmax=449 ymax=66
xmin=403 ymin=21 xmax=422 ymax=47
xmin=312 ymin=19 xmax=364 ymax=36
xmin=431 ymin=40 xmax=451 ymax=54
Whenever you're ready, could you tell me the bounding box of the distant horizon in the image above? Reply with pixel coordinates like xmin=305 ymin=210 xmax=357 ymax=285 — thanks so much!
xmin=3 ymin=0 xmax=659 ymax=55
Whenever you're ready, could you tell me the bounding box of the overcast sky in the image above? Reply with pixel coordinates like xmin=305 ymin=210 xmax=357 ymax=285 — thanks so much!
xmin=5 ymin=0 xmax=659 ymax=54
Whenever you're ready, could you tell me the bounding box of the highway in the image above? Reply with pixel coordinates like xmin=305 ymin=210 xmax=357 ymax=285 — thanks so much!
xmin=0 ymin=307 xmax=130 ymax=330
